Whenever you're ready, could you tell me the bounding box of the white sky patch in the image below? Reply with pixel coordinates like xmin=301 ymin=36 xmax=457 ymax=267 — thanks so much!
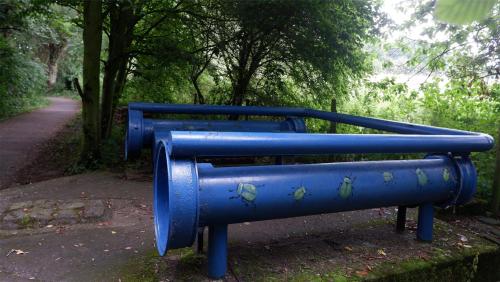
xmin=374 ymin=0 xmax=452 ymax=89
xmin=382 ymin=0 xmax=449 ymax=42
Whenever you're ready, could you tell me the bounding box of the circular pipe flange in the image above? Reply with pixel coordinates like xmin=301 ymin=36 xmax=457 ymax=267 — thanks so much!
xmin=425 ymin=154 xmax=477 ymax=207
xmin=453 ymin=156 xmax=477 ymax=205
xmin=154 ymin=141 xmax=199 ymax=255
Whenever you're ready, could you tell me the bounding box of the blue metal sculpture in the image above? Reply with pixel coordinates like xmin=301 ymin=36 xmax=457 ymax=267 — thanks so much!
xmin=154 ymin=141 xmax=479 ymax=279
xmin=127 ymin=102 xmax=494 ymax=279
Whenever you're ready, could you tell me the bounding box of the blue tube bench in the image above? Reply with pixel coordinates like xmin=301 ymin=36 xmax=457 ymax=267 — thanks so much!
xmin=126 ymin=102 xmax=494 ymax=279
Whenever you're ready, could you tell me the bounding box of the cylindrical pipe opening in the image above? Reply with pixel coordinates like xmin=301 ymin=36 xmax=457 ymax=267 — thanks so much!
xmin=154 ymin=142 xmax=170 ymax=255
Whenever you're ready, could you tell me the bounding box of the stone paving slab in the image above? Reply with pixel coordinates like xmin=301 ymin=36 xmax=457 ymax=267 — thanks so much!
xmin=0 ymin=199 xmax=108 ymax=229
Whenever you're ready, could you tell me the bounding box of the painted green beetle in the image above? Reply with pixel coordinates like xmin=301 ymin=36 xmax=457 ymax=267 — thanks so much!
xmin=339 ymin=177 xmax=353 ymax=199
xmin=236 ymin=183 xmax=257 ymax=202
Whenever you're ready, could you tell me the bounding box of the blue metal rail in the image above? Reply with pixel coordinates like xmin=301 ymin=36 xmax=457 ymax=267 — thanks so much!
xmin=129 ymin=102 xmax=486 ymax=136
xmin=165 ymin=131 xmax=493 ymax=157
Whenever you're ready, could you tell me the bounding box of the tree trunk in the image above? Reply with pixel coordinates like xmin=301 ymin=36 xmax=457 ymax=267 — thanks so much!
xmin=192 ymin=78 xmax=205 ymax=104
xmin=329 ymin=98 xmax=337 ymax=134
xmin=231 ymin=80 xmax=248 ymax=106
xmin=228 ymin=79 xmax=249 ymax=120
xmin=81 ymin=0 xmax=103 ymax=163
xmin=108 ymin=58 xmax=129 ymax=131
xmin=328 ymin=98 xmax=338 ymax=162
xmin=229 ymin=43 xmax=261 ymax=107
xmin=101 ymin=2 xmax=134 ymax=139
xmin=491 ymin=126 xmax=500 ymax=215
xmin=47 ymin=41 xmax=67 ymax=89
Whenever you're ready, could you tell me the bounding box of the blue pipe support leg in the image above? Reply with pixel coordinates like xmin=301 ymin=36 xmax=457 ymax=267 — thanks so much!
xmin=153 ymin=142 xmax=477 ymax=277
xmin=125 ymin=108 xmax=306 ymax=159
xmin=417 ymin=203 xmax=434 ymax=241
xmin=208 ymin=224 xmax=228 ymax=279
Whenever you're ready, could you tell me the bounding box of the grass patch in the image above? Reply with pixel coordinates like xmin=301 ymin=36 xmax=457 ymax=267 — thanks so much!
xmin=117 ymin=248 xmax=205 ymax=282
xmin=367 ymin=242 xmax=499 ymax=282
xmin=19 ymin=214 xmax=35 ymax=228
xmin=0 ymin=95 xmax=49 ymax=121
xmin=118 ymin=251 xmax=164 ymax=282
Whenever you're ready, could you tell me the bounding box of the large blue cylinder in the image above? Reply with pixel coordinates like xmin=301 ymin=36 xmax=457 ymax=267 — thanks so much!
xmin=143 ymin=118 xmax=305 ymax=148
xmin=153 ymin=142 xmax=476 ymax=255
xmin=197 ymin=158 xmax=461 ymax=225
xmin=166 ymin=131 xmax=493 ymax=157
xmin=125 ymin=109 xmax=306 ymax=159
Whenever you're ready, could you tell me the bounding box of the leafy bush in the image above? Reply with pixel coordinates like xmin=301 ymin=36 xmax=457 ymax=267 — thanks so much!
xmin=336 ymin=78 xmax=500 ymax=200
xmin=418 ymin=80 xmax=499 ymax=199
xmin=0 ymin=36 xmax=48 ymax=119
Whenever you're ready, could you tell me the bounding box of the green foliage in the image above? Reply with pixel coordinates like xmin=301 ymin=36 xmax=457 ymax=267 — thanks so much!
xmin=122 ymin=61 xmax=193 ymax=105
xmin=99 ymin=123 xmax=126 ymax=169
xmin=123 ymin=0 xmax=380 ymax=107
xmin=0 ymin=1 xmax=80 ymax=118
xmin=338 ymin=78 xmax=500 ymax=200
xmin=419 ymin=80 xmax=500 ymax=197
xmin=435 ymin=0 xmax=497 ymax=24
xmin=0 ymin=36 xmax=48 ymax=119
xmin=396 ymin=0 xmax=499 ymax=83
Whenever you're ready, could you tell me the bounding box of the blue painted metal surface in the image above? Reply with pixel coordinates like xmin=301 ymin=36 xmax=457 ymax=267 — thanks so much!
xmin=127 ymin=102 xmax=494 ymax=159
xmin=143 ymin=118 xmax=305 ymax=146
xmin=125 ymin=107 xmax=306 ymax=159
xmin=129 ymin=102 xmax=492 ymax=136
xmin=165 ymin=131 xmax=494 ymax=157
xmin=417 ymin=203 xmax=434 ymax=241
xmin=153 ymin=141 xmax=478 ymax=278
xmin=208 ymin=225 xmax=228 ymax=279
xmin=127 ymin=101 xmax=494 ymax=279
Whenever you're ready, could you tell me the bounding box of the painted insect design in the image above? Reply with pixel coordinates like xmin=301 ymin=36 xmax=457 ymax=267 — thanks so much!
xmin=338 ymin=176 xmax=356 ymax=199
xmin=287 ymin=184 xmax=310 ymax=202
xmin=229 ymin=183 xmax=259 ymax=207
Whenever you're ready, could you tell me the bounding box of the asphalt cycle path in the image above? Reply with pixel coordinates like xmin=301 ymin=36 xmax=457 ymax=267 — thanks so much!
xmin=0 ymin=97 xmax=80 ymax=189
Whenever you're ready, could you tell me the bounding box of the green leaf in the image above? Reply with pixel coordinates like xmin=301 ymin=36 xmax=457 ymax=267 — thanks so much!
xmin=434 ymin=0 xmax=497 ymax=25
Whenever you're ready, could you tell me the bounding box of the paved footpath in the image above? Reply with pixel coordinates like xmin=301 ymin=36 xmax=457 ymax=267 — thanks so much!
xmin=0 ymin=97 xmax=80 ymax=189
xmin=0 ymin=172 xmax=154 ymax=281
